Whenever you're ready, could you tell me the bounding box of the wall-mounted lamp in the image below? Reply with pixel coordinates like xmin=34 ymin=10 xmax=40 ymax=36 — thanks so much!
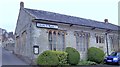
xmin=33 ymin=45 xmax=39 ymax=55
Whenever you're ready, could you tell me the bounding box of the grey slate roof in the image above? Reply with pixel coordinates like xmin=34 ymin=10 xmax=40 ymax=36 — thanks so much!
xmin=24 ymin=8 xmax=119 ymax=31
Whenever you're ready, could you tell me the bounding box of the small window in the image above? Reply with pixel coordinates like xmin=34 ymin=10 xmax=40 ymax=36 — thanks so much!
xmin=96 ymin=35 xmax=105 ymax=44
xmin=101 ymin=36 xmax=105 ymax=43
xmin=96 ymin=36 xmax=99 ymax=43
xmin=99 ymin=36 xmax=101 ymax=43
xmin=53 ymin=31 xmax=56 ymax=51
xmin=48 ymin=31 xmax=52 ymax=50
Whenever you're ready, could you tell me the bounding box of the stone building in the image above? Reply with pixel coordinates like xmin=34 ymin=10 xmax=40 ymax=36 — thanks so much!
xmin=1 ymin=28 xmax=15 ymax=51
xmin=119 ymin=1 xmax=120 ymax=24
xmin=0 ymin=28 xmax=2 ymax=47
xmin=0 ymin=28 xmax=8 ymax=47
xmin=15 ymin=2 xmax=120 ymax=64
xmin=3 ymin=32 xmax=15 ymax=51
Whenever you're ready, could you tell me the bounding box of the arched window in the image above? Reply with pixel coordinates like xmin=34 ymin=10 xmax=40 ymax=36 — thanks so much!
xmin=48 ymin=30 xmax=65 ymax=51
xmin=53 ymin=31 xmax=56 ymax=50
xmin=61 ymin=32 xmax=65 ymax=50
xmin=48 ymin=31 xmax=52 ymax=50
xmin=95 ymin=35 xmax=104 ymax=44
xmin=96 ymin=36 xmax=99 ymax=43
xmin=75 ymin=32 xmax=89 ymax=52
xmin=57 ymin=32 xmax=61 ymax=50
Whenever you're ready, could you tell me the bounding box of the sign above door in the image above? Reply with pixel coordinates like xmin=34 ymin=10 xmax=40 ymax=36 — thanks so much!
xmin=36 ymin=22 xmax=58 ymax=29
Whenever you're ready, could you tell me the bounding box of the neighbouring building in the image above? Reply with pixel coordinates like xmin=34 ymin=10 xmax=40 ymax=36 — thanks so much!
xmin=1 ymin=28 xmax=15 ymax=51
xmin=15 ymin=2 xmax=120 ymax=64
xmin=119 ymin=1 xmax=120 ymax=25
xmin=3 ymin=32 xmax=15 ymax=51
xmin=0 ymin=28 xmax=2 ymax=47
xmin=1 ymin=28 xmax=8 ymax=48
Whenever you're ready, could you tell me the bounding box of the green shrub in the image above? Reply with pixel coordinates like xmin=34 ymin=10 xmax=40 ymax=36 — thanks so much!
xmin=65 ymin=47 xmax=80 ymax=65
xmin=51 ymin=51 xmax=68 ymax=65
xmin=36 ymin=50 xmax=68 ymax=65
xmin=87 ymin=47 xmax=105 ymax=64
xmin=37 ymin=50 xmax=59 ymax=65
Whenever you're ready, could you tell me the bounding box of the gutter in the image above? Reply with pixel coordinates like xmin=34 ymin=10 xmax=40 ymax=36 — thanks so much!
xmin=33 ymin=19 xmax=118 ymax=31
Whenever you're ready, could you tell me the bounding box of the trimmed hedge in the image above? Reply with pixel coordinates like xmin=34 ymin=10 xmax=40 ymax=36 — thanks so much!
xmin=36 ymin=50 xmax=68 ymax=65
xmin=65 ymin=47 xmax=80 ymax=65
xmin=87 ymin=47 xmax=105 ymax=63
xmin=52 ymin=51 xmax=68 ymax=65
xmin=37 ymin=50 xmax=59 ymax=65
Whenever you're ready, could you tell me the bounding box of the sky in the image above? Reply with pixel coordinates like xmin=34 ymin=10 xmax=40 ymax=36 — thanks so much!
xmin=0 ymin=0 xmax=119 ymax=32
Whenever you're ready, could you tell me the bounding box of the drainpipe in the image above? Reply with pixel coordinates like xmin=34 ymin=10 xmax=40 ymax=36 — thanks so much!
xmin=105 ymin=33 xmax=109 ymax=56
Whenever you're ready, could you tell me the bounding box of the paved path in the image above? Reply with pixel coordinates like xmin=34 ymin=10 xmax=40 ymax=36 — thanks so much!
xmin=2 ymin=48 xmax=28 ymax=65
xmin=94 ymin=64 xmax=120 ymax=67
xmin=72 ymin=64 xmax=120 ymax=67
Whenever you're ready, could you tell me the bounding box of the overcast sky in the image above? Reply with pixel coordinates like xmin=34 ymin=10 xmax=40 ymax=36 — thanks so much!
xmin=0 ymin=0 xmax=119 ymax=32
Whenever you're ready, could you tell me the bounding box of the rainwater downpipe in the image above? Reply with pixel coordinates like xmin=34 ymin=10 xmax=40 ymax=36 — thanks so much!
xmin=105 ymin=33 xmax=109 ymax=56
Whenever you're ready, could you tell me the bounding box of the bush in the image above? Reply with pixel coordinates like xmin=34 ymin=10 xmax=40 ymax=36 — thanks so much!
xmin=37 ymin=50 xmax=59 ymax=65
xmin=36 ymin=50 xmax=68 ymax=65
xmin=65 ymin=47 xmax=80 ymax=65
xmin=51 ymin=51 xmax=68 ymax=65
xmin=87 ymin=47 xmax=105 ymax=64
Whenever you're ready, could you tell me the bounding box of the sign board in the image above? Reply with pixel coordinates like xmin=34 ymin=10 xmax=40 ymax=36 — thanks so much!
xmin=36 ymin=23 xmax=58 ymax=29
xmin=33 ymin=45 xmax=39 ymax=55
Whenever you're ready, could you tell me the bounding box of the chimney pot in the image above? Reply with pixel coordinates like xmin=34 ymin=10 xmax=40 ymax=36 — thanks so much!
xmin=20 ymin=2 xmax=24 ymax=8
xmin=104 ymin=19 xmax=108 ymax=23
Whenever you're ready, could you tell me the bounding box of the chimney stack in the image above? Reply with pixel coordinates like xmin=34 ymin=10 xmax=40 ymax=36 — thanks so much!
xmin=104 ymin=19 xmax=108 ymax=23
xmin=20 ymin=2 xmax=24 ymax=8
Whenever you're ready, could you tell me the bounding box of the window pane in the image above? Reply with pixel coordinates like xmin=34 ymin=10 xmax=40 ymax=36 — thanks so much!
xmin=83 ymin=35 xmax=85 ymax=51
xmin=96 ymin=36 xmax=99 ymax=43
xmin=57 ymin=32 xmax=62 ymax=50
xmin=62 ymin=34 xmax=65 ymax=50
xmin=79 ymin=35 xmax=83 ymax=51
xmin=101 ymin=36 xmax=104 ymax=43
xmin=76 ymin=34 xmax=79 ymax=50
xmin=99 ymin=36 xmax=101 ymax=43
xmin=53 ymin=32 xmax=56 ymax=51
xmin=48 ymin=31 xmax=52 ymax=50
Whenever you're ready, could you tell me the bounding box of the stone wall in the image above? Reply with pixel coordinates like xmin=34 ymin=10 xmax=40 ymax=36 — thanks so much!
xmin=15 ymin=6 xmax=119 ymax=63
xmin=32 ymin=22 xmax=118 ymax=60
xmin=14 ymin=6 xmax=35 ymax=64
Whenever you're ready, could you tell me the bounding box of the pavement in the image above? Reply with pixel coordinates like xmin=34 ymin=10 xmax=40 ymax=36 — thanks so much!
xmin=91 ymin=64 xmax=120 ymax=67
xmin=2 ymin=48 xmax=28 ymax=66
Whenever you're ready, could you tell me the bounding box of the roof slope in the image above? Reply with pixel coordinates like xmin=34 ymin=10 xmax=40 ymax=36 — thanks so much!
xmin=24 ymin=8 xmax=119 ymax=31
